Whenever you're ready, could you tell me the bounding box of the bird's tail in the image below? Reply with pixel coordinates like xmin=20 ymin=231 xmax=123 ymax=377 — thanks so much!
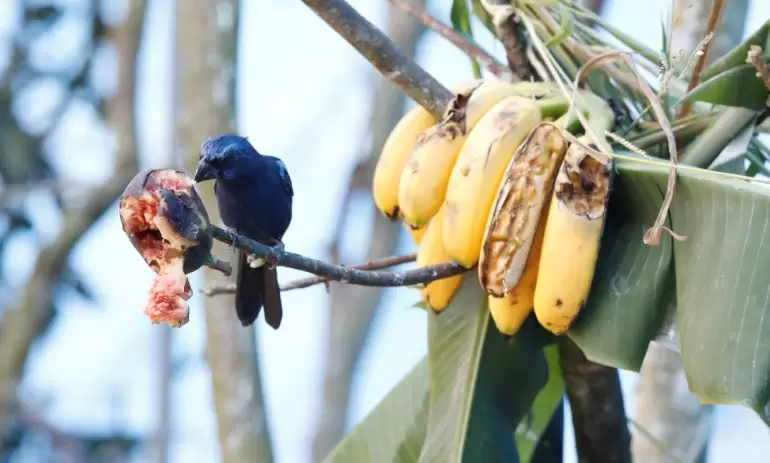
xmin=235 ymin=250 xmax=283 ymax=329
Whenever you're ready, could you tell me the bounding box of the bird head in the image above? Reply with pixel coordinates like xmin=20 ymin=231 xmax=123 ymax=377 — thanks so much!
xmin=194 ymin=134 xmax=256 ymax=183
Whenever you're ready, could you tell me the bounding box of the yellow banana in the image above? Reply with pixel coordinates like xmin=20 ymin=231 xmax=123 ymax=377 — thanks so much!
xmin=397 ymin=81 xmax=560 ymax=228
xmin=441 ymin=94 xmax=569 ymax=268
xmin=533 ymin=135 xmax=613 ymax=335
xmin=372 ymin=105 xmax=437 ymax=219
xmin=415 ymin=206 xmax=464 ymax=312
xmin=487 ymin=201 xmax=549 ymax=336
xmin=478 ymin=122 xmax=568 ymax=297
xmin=406 ymin=223 xmax=427 ymax=245
xmin=372 ymin=80 xmax=487 ymax=219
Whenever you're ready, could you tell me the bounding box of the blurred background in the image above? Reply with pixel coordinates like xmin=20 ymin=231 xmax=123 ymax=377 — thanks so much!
xmin=0 ymin=0 xmax=769 ymax=462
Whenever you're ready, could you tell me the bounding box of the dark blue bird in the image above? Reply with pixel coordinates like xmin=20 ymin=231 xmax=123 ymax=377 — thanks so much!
xmin=193 ymin=134 xmax=293 ymax=329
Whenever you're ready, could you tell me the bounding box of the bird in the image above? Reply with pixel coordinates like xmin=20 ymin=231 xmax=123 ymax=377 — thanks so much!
xmin=193 ymin=134 xmax=293 ymax=329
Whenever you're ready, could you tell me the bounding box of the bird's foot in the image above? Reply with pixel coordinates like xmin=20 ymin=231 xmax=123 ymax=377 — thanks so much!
xmin=247 ymin=254 xmax=266 ymax=269
xmin=225 ymin=228 xmax=238 ymax=253
xmin=266 ymin=242 xmax=285 ymax=270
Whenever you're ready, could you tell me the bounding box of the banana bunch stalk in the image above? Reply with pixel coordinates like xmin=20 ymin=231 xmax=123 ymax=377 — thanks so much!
xmin=371 ymin=77 xmax=613 ymax=322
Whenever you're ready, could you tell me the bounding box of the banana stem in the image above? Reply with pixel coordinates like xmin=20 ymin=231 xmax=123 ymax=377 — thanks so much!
xmin=537 ymin=97 xmax=572 ymax=119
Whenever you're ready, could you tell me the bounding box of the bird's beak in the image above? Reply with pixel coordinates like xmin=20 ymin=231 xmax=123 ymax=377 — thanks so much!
xmin=193 ymin=161 xmax=216 ymax=183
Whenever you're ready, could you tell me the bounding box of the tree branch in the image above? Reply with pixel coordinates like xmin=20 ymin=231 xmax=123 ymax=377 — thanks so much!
xmin=387 ymin=0 xmax=516 ymax=82
xmin=203 ymin=253 xmax=418 ymax=295
xmin=211 ymin=226 xmax=467 ymax=288
xmin=678 ymin=0 xmax=725 ymax=118
xmin=481 ymin=0 xmax=536 ymax=80
xmin=299 ymin=0 xmax=454 ymax=118
xmin=0 ymin=0 xmax=146 ymax=450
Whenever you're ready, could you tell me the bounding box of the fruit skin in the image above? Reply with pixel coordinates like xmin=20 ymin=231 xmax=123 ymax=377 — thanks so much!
xmin=441 ymin=94 xmax=568 ymax=268
xmin=477 ymin=123 xmax=568 ymax=297
xmin=533 ymin=136 xmax=613 ymax=335
xmin=398 ymin=81 xmax=561 ymax=228
xmin=415 ymin=206 xmax=464 ymax=312
xmin=487 ymin=201 xmax=549 ymax=336
xmin=372 ymin=80 xmax=488 ymax=220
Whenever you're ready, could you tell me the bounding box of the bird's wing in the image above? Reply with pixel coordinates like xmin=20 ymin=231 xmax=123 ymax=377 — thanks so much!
xmin=273 ymin=158 xmax=294 ymax=198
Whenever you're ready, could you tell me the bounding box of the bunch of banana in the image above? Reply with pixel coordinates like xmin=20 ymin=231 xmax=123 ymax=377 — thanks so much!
xmin=441 ymin=94 xmax=570 ymax=268
xmin=476 ymin=123 xmax=568 ymax=335
xmin=476 ymin=94 xmax=615 ymax=336
xmin=398 ymin=81 xmax=561 ymax=228
xmin=372 ymin=76 xmax=614 ymax=323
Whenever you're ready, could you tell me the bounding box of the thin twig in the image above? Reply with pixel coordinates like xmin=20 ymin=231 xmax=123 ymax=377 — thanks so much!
xmin=388 ymin=0 xmax=516 ymax=82
xmin=300 ymin=0 xmax=453 ymax=118
xmin=678 ymin=0 xmax=725 ymax=118
xmin=204 ymin=253 xmax=418 ymax=296
xmin=211 ymin=226 xmax=467 ymax=288
xmin=481 ymin=0 xmax=536 ymax=80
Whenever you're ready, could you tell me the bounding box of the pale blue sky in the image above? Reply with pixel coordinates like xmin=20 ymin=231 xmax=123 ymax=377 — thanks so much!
xmin=3 ymin=0 xmax=770 ymax=462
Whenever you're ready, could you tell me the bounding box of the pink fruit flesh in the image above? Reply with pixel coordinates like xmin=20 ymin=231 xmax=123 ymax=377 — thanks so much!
xmin=120 ymin=170 xmax=196 ymax=327
xmin=144 ymin=258 xmax=191 ymax=327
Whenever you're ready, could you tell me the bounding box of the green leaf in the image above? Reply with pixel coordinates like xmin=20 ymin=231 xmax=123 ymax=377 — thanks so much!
xmin=567 ymin=159 xmax=674 ymax=371
xmin=567 ymin=156 xmax=770 ymax=421
xmin=419 ymin=278 xmax=549 ymax=462
xmin=677 ymin=64 xmax=770 ymax=110
xmin=323 ymin=358 xmax=430 ymax=463
xmin=470 ymin=0 xmax=496 ymax=36
xmin=515 ymin=345 xmax=565 ymax=462
xmin=701 ymin=20 xmax=770 ymax=82
xmin=451 ymin=0 xmax=482 ymax=79
xmin=544 ymin=7 xmax=573 ymax=49
xmin=711 ymin=156 xmax=747 ymax=175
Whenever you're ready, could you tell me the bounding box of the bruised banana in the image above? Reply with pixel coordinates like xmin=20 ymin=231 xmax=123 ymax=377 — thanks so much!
xmin=372 ymin=80 xmax=486 ymax=219
xmin=534 ymin=135 xmax=613 ymax=335
xmin=397 ymin=81 xmax=561 ymax=228
xmin=415 ymin=206 xmax=464 ymax=312
xmin=487 ymin=200 xmax=550 ymax=336
xmin=478 ymin=123 xmax=568 ymax=297
xmin=442 ymin=94 xmax=569 ymax=268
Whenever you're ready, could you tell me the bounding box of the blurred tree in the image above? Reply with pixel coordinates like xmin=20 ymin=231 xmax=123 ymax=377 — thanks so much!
xmin=176 ymin=1 xmax=274 ymax=462
xmin=0 ymin=0 xmax=146 ymax=460
xmin=633 ymin=1 xmax=748 ymax=461
xmin=311 ymin=2 xmax=426 ymax=461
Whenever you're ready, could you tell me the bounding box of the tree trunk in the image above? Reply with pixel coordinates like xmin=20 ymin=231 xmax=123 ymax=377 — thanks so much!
xmin=310 ymin=2 xmax=426 ymax=461
xmin=176 ymin=2 xmax=274 ymax=462
xmin=633 ymin=2 xmax=747 ymax=461
xmin=560 ymin=337 xmax=631 ymax=463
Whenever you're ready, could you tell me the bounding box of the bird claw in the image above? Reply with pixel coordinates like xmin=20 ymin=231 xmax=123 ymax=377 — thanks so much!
xmin=266 ymin=242 xmax=285 ymax=270
xmin=225 ymin=228 xmax=238 ymax=253
xmin=247 ymin=254 xmax=265 ymax=268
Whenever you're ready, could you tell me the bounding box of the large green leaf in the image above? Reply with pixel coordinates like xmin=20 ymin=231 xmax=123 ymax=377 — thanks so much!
xmin=678 ymin=64 xmax=770 ymax=111
xmin=514 ymin=345 xmax=565 ymax=462
xmin=323 ymin=358 xmax=429 ymax=463
xmin=418 ymin=277 xmax=550 ymax=462
xmin=566 ymin=156 xmax=770 ymax=421
xmin=701 ymin=20 xmax=770 ymax=82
